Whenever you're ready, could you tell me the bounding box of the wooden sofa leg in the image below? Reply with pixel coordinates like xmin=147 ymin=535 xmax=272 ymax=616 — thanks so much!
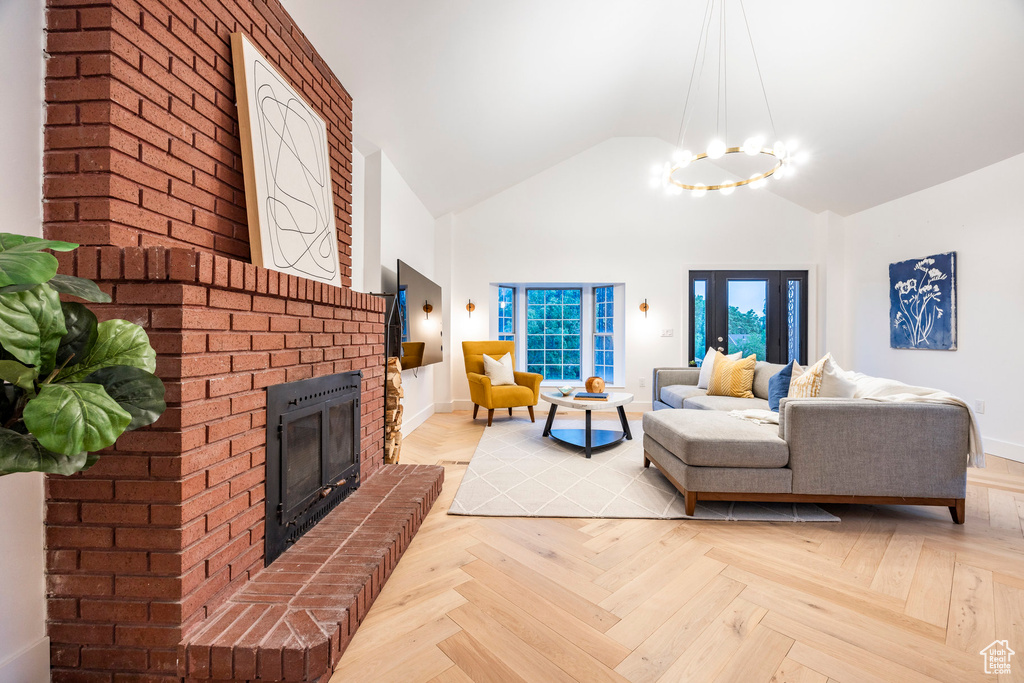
xmin=472 ymin=404 xmax=479 ymax=420
xmin=527 ymin=405 xmax=535 ymax=422
xmin=508 ymin=407 xmax=513 ymax=416
xmin=684 ymin=490 xmax=697 ymax=517
xmin=949 ymin=499 xmax=966 ymax=524
xmin=487 ymin=409 xmax=494 ymax=427
xmin=643 ymin=452 xmax=651 ymax=469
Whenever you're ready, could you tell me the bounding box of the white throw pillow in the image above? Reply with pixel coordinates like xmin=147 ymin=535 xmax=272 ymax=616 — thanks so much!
xmin=697 ymin=348 xmax=742 ymax=389
xmin=819 ymin=356 xmax=857 ymax=398
xmin=483 ymin=352 xmax=516 ymax=386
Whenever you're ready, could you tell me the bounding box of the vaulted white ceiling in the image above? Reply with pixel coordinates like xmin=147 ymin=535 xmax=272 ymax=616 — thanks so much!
xmin=283 ymin=0 xmax=1024 ymax=218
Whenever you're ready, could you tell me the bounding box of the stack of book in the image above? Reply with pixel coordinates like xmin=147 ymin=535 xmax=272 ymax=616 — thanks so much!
xmin=575 ymin=392 xmax=608 ymax=401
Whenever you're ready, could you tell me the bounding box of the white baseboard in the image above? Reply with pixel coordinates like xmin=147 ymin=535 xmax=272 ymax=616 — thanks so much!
xmin=450 ymin=399 xmax=654 ymax=414
xmin=433 ymin=402 xmax=454 ymax=414
xmin=987 ymin=438 xmax=1024 ymax=464
xmin=0 ymin=636 xmax=49 ymax=683
xmin=401 ymin=403 xmax=435 ymax=437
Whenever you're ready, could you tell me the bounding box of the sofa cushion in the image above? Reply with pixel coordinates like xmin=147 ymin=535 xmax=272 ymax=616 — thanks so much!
xmin=643 ymin=410 xmax=789 ymax=468
xmin=683 ymin=395 xmax=770 ymax=411
xmin=767 ymin=361 xmax=795 ymax=412
xmin=753 ymin=361 xmax=787 ymax=400
xmin=660 ymin=385 xmax=707 ymax=409
xmin=708 ymin=354 xmax=756 ymax=398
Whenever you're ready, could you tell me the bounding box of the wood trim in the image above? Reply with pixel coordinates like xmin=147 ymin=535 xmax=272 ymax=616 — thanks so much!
xmin=644 ymin=450 xmax=966 ymax=524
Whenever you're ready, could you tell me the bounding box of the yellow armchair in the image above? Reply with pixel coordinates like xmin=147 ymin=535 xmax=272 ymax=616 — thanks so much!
xmin=462 ymin=341 xmax=543 ymax=426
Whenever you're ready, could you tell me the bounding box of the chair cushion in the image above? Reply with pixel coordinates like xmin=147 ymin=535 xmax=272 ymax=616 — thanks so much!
xmin=483 ymin=352 xmax=515 ymax=386
xmin=488 ymin=385 xmax=536 ymax=409
xmin=660 ymin=385 xmax=707 ymax=409
xmin=642 ymin=410 xmax=789 ymax=468
xmin=683 ymin=395 xmax=770 ymax=411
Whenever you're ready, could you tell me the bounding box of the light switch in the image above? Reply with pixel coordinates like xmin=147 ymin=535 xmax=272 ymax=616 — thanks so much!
xmin=660 ymin=329 xmax=674 ymax=337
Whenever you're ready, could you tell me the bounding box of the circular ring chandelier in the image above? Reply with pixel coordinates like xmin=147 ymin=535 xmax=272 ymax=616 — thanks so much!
xmin=652 ymin=0 xmax=807 ymax=197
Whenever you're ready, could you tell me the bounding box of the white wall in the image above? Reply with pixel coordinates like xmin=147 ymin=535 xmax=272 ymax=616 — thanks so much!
xmin=361 ymin=150 xmax=440 ymax=434
xmin=446 ymin=137 xmax=824 ymax=411
xmin=349 ymin=148 xmax=365 ymax=292
xmin=0 ymin=0 xmax=50 ymax=680
xmin=843 ymin=152 xmax=1024 ymax=460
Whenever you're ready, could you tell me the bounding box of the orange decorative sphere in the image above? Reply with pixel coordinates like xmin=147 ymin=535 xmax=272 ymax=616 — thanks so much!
xmin=585 ymin=376 xmax=605 ymax=393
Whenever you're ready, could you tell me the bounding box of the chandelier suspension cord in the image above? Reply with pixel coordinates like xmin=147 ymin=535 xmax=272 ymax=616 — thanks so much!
xmin=738 ymin=0 xmax=776 ymax=140
xmin=716 ymin=0 xmax=724 ymax=141
xmin=722 ymin=0 xmax=728 ymax=143
xmin=675 ymin=0 xmax=715 ymax=148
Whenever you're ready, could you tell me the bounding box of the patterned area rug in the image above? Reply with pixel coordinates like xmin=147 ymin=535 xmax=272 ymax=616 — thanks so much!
xmin=449 ymin=415 xmax=839 ymax=521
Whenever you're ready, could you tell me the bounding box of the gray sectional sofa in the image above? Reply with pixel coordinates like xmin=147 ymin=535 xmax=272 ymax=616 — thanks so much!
xmin=645 ymin=364 xmax=970 ymax=523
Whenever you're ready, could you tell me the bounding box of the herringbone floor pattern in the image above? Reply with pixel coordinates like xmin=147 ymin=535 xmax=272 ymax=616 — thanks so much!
xmin=329 ymin=412 xmax=1024 ymax=683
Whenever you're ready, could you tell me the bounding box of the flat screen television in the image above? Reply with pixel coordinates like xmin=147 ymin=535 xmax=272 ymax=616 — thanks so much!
xmin=394 ymin=259 xmax=442 ymax=368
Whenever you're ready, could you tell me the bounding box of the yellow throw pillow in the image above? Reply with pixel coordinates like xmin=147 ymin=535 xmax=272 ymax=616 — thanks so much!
xmin=787 ymin=354 xmax=830 ymax=398
xmin=707 ymin=354 xmax=756 ymax=398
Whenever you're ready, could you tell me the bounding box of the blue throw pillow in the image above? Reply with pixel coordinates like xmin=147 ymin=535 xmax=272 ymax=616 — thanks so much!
xmin=768 ymin=361 xmax=795 ymax=412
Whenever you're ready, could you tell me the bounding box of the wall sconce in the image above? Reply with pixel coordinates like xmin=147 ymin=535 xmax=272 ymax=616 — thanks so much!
xmin=422 ymin=301 xmax=433 ymax=320
xmin=466 ymin=300 xmax=476 ymax=317
xmin=639 ymin=299 xmax=650 ymax=318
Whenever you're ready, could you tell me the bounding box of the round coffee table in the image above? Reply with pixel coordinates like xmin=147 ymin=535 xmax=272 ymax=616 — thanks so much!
xmin=540 ymin=391 xmax=634 ymax=458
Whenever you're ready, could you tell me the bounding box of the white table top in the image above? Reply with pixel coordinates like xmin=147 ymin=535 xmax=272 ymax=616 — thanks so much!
xmin=541 ymin=391 xmax=634 ymax=411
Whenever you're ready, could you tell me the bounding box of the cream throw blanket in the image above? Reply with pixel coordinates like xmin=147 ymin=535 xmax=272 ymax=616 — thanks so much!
xmin=729 ymin=373 xmax=985 ymax=468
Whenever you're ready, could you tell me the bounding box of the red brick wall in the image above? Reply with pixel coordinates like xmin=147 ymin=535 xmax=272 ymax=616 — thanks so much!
xmin=41 ymin=1 xmax=379 ymax=680
xmin=44 ymin=0 xmax=353 ymax=287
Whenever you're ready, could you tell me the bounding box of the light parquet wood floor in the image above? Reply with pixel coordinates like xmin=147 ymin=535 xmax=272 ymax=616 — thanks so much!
xmin=330 ymin=411 xmax=1024 ymax=683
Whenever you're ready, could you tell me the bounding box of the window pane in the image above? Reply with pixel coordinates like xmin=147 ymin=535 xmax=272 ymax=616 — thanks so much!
xmin=497 ymin=286 xmax=515 ymax=343
xmin=788 ymin=280 xmax=801 ymax=363
xmin=525 ymin=289 xmax=582 ymax=381
xmin=727 ymin=280 xmax=767 ymax=361
xmin=693 ymin=280 xmax=706 ymax=361
xmin=594 ymin=286 xmax=614 ymax=383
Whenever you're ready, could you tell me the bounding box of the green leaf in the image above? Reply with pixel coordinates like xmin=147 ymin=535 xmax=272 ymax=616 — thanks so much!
xmin=56 ymin=302 xmax=98 ymax=369
xmin=48 ymin=274 xmax=111 ymax=303
xmin=84 ymin=366 xmax=165 ymax=431
xmin=0 ymin=284 xmax=66 ymax=369
xmin=57 ymin=319 xmax=156 ymax=382
xmin=0 ymin=234 xmax=77 ymax=288
xmin=0 ymin=284 xmax=40 ymax=295
xmin=23 ymin=382 xmax=131 ymax=455
xmin=0 ymin=359 xmax=37 ymax=392
xmin=0 ymin=428 xmax=89 ymax=475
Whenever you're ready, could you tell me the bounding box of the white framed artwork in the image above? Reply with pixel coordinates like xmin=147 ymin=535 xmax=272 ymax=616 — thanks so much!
xmin=231 ymin=33 xmax=342 ymax=287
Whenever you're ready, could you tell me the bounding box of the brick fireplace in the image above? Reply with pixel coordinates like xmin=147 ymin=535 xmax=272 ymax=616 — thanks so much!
xmin=40 ymin=1 xmax=443 ymax=681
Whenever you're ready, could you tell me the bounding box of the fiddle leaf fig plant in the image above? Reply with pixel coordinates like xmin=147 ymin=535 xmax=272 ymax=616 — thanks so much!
xmin=0 ymin=233 xmax=166 ymax=476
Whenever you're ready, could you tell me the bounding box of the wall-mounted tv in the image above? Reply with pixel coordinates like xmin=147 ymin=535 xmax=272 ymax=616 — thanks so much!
xmin=394 ymin=259 xmax=442 ymax=369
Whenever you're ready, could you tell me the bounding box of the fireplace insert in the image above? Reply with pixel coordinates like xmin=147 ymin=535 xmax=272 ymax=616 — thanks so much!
xmin=265 ymin=371 xmax=361 ymax=565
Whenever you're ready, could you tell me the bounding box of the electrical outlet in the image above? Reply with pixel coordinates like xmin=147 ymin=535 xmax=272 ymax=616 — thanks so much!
xmin=638 ymin=377 xmax=646 ymax=388
xmin=661 ymin=329 xmax=674 ymax=337
xmin=974 ymin=400 xmax=985 ymax=414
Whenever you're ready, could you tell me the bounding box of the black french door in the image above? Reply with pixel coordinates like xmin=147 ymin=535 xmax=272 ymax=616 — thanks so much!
xmin=688 ymin=270 xmax=808 ymax=365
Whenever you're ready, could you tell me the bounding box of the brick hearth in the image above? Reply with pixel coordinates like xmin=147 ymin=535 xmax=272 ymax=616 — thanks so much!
xmin=40 ymin=1 xmax=441 ymax=681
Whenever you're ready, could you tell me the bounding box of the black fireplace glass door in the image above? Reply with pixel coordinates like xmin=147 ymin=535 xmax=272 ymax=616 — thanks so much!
xmin=281 ymin=405 xmax=323 ymax=518
xmin=325 ymin=398 xmax=356 ymax=483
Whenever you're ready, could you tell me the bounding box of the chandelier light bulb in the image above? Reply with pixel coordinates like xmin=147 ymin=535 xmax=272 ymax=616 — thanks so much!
xmin=719 ymin=183 xmax=735 ymax=196
xmin=692 ymin=184 xmax=707 ymax=198
xmin=773 ymin=140 xmax=787 ymax=159
xmin=773 ymin=164 xmax=787 ymax=180
xmin=672 ymin=149 xmax=692 ymax=167
xmin=707 ymin=139 xmax=727 ymax=159
xmin=794 ymin=151 xmax=810 ymax=165
xmin=749 ymin=173 xmax=765 ymax=189
xmin=670 ymin=185 xmax=683 ymax=196
xmin=742 ymin=137 xmax=763 ymax=156
xmin=786 ymin=140 xmax=799 ymax=153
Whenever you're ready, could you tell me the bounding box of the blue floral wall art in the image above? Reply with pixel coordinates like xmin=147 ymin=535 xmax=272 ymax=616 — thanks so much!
xmin=889 ymin=251 xmax=957 ymax=350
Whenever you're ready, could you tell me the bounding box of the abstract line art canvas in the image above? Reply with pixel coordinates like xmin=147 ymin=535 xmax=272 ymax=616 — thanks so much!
xmin=889 ymin=251 xmax=957 ymax=350
xmin=231 ymin=33 xmax=342 ymax=287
